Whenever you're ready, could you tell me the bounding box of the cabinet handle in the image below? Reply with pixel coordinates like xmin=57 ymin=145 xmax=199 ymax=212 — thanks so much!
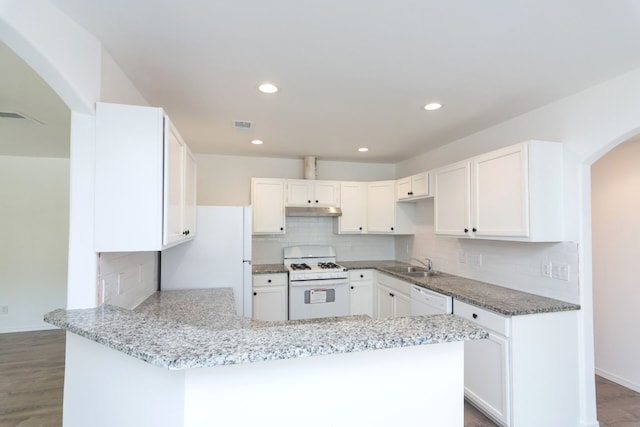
xmin=472 ymin=228 xmax=477 ymax=232
xmin=359 ymin=227 xmax=363 ymax=230
xmin=183 ymin=230 xmax=190 ymax=236
xmin=315 ymin=200 xmax=319 ymax=203
xmin=464 ymin=228 xmax=469 ymax=233
xmin=390 ymin=227 xmax=394 ymax=231
xmin=351 ymin=286 xmax=354 ymax=289
xmin=280 ymin=227 xmax=284 ymax=231
xmin=267 ymin=279 xmax=272 ymax=283
xmin=389 ymin=293 xmax=395 ymax=297
xmin=360 ymin=274 xmax=364 ymax=278
xmin=307 ymin=200 xmax=311 ymax=204
xmin=408 ymin=191 xmax=413 ymax=195
xmin=472 ymin=313 xmax=478 ymax=319
xmin=253 ymin=292 xmax=257 ymax=296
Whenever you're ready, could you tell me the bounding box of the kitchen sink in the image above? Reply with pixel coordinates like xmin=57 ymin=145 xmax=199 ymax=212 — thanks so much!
xmin=384 ymin=266 xmax=447 ymax=278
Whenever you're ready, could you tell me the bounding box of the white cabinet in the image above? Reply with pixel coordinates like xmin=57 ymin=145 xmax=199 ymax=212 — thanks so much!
xmin=367 ymin=181 xmax=415 ymax=234
xmin=251 ymin=178 xmax=286 ymax=234
xmin=434 ymin=141 xmax=564 ymax=241
xmin=455 ymin=300 xmax=511 ymax=426
xmin=397 ymin=172 xmax=429 ymax=201
xmin=286 ymin=179 xmax=339 ymax=207
xmin=375 ymin=273 xmax=412 ymax=319
xmin=337 ymin=182 xmax=367 ymax=234
xmin=252 ymin=273 xmax=288 ymax=321
xmin=95 ymin=102 xmax=197 ymax=252
xmin=454 ymin=299 xmax=580 ymax=427
xmin=349 ymin=270 xmax=374 ymax=317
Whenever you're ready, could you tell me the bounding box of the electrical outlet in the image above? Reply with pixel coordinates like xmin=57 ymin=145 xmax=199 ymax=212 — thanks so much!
xmin=551 ymin=262 xmax=570 ymax=281
xmin=0 ymin=305 xmax=8 ymax=315
xmin=458 ymin=251 xmax=467 ymax=264
xmin=541 ymin=261 xmax=552 ymax=278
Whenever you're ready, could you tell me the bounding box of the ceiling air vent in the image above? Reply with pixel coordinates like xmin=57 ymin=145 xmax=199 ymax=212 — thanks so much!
xmin=0 ymin=111 xmax=27 ymax=119
xmin=233 ymin=120 xmax=253 ymax=131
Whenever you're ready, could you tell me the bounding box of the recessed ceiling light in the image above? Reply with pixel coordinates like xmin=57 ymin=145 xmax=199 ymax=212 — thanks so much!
xmin=358 ymin=147 xmax=369 ymax=152
xmin=258 ymin=83 xmax=278 ymax=94
xmin=423 ymin=102 xmax=442 ymax=111
xmin=251 ymin=139 xmax=264 ymax=145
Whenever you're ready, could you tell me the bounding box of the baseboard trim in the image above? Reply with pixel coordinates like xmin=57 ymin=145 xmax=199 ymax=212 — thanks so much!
xmin=595 ymin=367 xmax=640 ymax=393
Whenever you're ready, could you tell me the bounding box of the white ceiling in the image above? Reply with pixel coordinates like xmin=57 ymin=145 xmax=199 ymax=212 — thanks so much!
xmin=7 ymin=1 xmax=640 ymax=162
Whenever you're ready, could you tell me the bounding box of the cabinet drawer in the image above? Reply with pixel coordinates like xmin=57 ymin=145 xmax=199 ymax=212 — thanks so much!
xmin=376 ymin=272 xmax=411 ymax=296
xmin=454 ymin=300 xmax=510 ymax=336
xmin=349 ymin=270 xmax=374 ymax=281
xmin=253 ymin=273 xmax=288 ymax=287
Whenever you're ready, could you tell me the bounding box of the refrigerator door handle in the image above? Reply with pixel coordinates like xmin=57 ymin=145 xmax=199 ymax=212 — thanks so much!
xmin=243 ymin=260 xmax=252 ymax=264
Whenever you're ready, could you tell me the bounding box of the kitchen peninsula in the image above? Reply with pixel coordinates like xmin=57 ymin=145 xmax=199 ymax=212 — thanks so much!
xmin=46 ymin=288 xmax=487 ymax=427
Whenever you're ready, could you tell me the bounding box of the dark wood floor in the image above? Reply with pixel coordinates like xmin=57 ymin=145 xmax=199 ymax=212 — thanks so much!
xmin=1 ymin=330 xmax=639 ymax=427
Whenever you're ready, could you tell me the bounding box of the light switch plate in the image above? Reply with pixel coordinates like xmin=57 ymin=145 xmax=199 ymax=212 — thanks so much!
xmin=541 ymin=261 xmax=552 ymax=278
xmin=551 ymin=262 xmax=570 ymax=281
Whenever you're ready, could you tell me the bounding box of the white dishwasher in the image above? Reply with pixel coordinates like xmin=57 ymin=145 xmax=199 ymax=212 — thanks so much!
xmin=410 ymin=285 xmax=452 ymax=315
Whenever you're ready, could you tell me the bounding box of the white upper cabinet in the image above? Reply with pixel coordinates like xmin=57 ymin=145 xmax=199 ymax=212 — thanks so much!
xmin=367 ymin=181 xmax=414 ymax=234
xmin=286 ymin=179 xmax=340 ymax=207
xmin=434 ymin=140 xmax=564 ymax=241
xmin=251 ymin=178 xmax=286 ymax=234
xmin=94 ymin=102 xmax=196 ymax=252
xmin=396 ymin=172 xmax=430 ymax=201
xmin=337 ymin=181 xmax=368 ymax=234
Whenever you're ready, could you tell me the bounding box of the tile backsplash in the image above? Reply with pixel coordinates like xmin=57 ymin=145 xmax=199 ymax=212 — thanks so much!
xmin=252 ymin=217 xmax=396 ymax=263
xmin=98 ymin=252 xmax=158 ymax=309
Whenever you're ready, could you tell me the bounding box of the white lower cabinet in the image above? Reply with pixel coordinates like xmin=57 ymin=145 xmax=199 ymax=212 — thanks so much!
xmin=455 ymin=300 xmax=511 ymax=426
xmin=349 ymin=270 xmax=374 ymax=317
xmin=454 ymin=298 xmax=580 ymax=427
xmin=252 ymin=273 xmax=288 ymax=321
xmin=375 ymin=273 xmax=411 ymax=319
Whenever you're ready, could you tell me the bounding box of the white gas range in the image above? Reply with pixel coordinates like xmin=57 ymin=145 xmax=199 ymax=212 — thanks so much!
xmin=284 ymin=245 xmax=350 ymax=320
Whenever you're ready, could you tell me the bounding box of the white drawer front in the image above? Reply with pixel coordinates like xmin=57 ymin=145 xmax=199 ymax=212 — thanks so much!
xmin=253 ymin=273 xmax=288 ymax=287
xmin=454 ymin=299 xmax=510 ymax=336
xmin=349 ymin=269 xmax=374 ymax=281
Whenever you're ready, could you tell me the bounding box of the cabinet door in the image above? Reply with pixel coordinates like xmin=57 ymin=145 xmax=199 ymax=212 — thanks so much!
xmin=473 ymin=144 xmax=529 ymax=237
xmin=338 ymin=182 xmax=367 ymax=233
xmin=252 ymin=286 xmax=288 ymax=321
xmin=287 ymin=180 xmax=314 ymax=206
xmin=375 ymin=284 xmax=395 ymax=319
xmin=182 ymin=146 xmax=197 ymax=239
xmin=394 ymin=291 xmax=412 ymax=318
xmin=411 ymin=172 xmax=429 ymax=198
xmin=350 ymin=281 xmax=373 ymax=317
xmin=163 ymin=121 xmax=185 ymax=246
xmin=367 ymin=181 xmax=396 ymax=233
xmin=314 ymin=181 xmax=340 ymax=206
xmin=251 ymin=178 xmax=285 ymax=234
xmin=434 ymin=161 xmax=471 ymax=236
xmin=396 ymin=177 xmax=412 ymax=200
xmin=464 ymin=332 xmax=511 ymax=426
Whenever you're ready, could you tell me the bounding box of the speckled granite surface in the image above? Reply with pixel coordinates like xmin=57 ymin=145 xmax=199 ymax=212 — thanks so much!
xmin=44 ymin=288 xmax=487 ymax=370
xmin=337 ymin=260 xmax=580 ymax=315
xmin=252 ymin=264 xmax=288 ymax=274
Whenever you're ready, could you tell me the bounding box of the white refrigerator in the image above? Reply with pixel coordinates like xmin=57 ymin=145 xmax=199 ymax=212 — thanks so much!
xmin=160 ymin=205 xmax=252 ymax=317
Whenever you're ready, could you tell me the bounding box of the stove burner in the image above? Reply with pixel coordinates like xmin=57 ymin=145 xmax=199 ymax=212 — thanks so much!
xmin=318 ymin=262 xmax=341 ymax=269
xmin=289 ymin=263 xmax=311 ymax=271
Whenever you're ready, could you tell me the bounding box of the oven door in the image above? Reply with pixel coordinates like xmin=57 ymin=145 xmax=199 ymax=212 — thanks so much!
xmin=289 ymin=278 xmax=350 ymax=320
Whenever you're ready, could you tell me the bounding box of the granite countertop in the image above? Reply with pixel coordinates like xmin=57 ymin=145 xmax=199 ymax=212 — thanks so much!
xmin=252 ymin=260 xmax=580 ymax=316
xmin=252 ymin=263 xmax=288 ymax=274
xmin=339 ymin=260 xmax=580 ymax=316
xmin=45 ymin=288 xmax=487 ymax=371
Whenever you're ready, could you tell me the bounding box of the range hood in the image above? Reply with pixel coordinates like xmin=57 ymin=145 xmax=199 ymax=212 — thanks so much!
xmin=285 ymin=206 xmax=342 ymax=217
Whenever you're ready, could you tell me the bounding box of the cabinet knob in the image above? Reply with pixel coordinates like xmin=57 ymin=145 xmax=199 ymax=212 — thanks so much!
xmin=360 ymin=274 xmax=364 ymax=278
xmin=315 ymin=200 xmax=319 ymax=203
xmin=408 ymin=191 xmax=413 ymax=195
xmin=464 ymin=228 xmax=469 ymax=233
xmin=472 ymin=313 xmax=478 ymax=319
xmin=307 ymin=200 xmax=312 ymax=204
xmin=390 ymin=227 xmax=394 ymax=231
xmin=359 ymin=227 xmax=363 ymax=230
xmin=280 ymin=227 xmax=284 ymax=231
xmin=253 ymin=292 xmax=257 ymax=296
xmin=472 ymin=228 xmax=477 ymax=232
xmin=351 ymin=286 xmax=354 ymax=289
xmin=389 ymin=293 xmax=395 ymax=297
xmin=267 ymin=279 xmax=272 ymax=283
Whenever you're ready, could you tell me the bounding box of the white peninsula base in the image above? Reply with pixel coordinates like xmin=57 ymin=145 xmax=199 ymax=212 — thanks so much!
xmin=63 ymin=333 xmax=464 ymax=427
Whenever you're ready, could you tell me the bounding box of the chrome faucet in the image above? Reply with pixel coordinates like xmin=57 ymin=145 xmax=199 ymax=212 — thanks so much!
xmin=411 ymin=257 xmax=433 ymax=272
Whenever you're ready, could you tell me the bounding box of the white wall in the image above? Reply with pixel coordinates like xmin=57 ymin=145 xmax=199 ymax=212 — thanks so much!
xmin=196 ymin=154 xmax=395 ymax=205
xmin=99 ymin=252 xmax=158 ymax=310
xmin=592 ymin=138 xmax=640 ymax=392
xmin=0 ymin=156 xmax=69 ymax=332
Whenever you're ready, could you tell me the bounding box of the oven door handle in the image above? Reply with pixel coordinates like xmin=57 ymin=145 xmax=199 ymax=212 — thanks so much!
xmin=289 ymin=279 xmax=349 ymax=287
